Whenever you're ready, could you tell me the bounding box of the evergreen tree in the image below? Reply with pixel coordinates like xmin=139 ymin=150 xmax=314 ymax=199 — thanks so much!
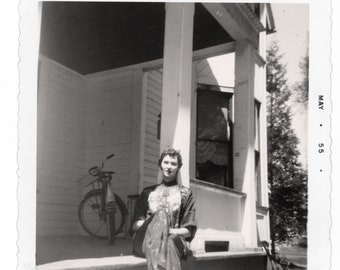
xmin=266 ymin=41 xmax=308 ymax=254
xmin=294 ymin=42 xmax=309 ymax=108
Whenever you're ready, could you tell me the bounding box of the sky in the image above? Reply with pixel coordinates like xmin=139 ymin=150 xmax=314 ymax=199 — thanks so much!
xmin=269 ymin=4 xmax=309 ymax=83
xmin=267 ymin=4 xmax=310 ymax=169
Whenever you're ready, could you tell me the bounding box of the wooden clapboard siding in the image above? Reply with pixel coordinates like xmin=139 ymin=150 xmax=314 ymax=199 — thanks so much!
xmin=142 ymin=70 xmax=163 ymax=188
xmin=38 ymin=171 xmax=82 ymax=188
xmin=146 ymin=89 xmax=162 ymax=105
xmin=146 ymin=98 xmax=162 ymax=112
xmin=37 ymin=227 xmax=82 ymax=236
xmin=37 ymin=58 xmax=166 ymax=237
xmin=148 ymin=71 xmax=163 ymax=85
xmin=144 ymin=170 xmax=159 ymax=180
xmin=37 ymin=203 xmax=79 ymax=213
xmin=144 ymin=146 xmax=159 ymax=158
xmin=85 ymin=70 xmax=134 ymax=206
xmin=37 ymin=220 xmax=81 ymax=232
xmin=144 ymin=181 xmax=157 ymax=188
xmin=145 ymin=118 xmax=158 ymax=130
xmin=37 ymin=193 xmax=80 ymax=206
xmin=37 ymin=210 xmax=79 ymax=223
xmin=145 ymin=152 xmax=159 ymax=163
xmin=85 ymin=143 xmax=131 ymax=157
xmin=37 ymin=56 xmax=86 ymax=236
xmin=147 ymin=70 xmax=162 ymax=84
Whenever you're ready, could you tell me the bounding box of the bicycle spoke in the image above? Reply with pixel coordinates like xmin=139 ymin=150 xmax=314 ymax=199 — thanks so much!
xmin=94 ymin=220 xmax=106 ymax=235
xmin=79 ymin=189 xmax=126 ymax=239
xmin=85 ymin=201 xmax=99 ymax=214
xmin=86 ymin=197 xmax=97 ymax=206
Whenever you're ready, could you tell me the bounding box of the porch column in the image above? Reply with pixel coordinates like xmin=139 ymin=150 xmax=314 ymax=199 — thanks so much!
xmin=18 ymin=1 xmax=42 ymax=268
xmin=160 ymin=3 xmax=195 ymax=187
xmin=234 ymin=39 xmax=257 ymax=247
xmin=258 ymin=4 xmax=271 ymax=242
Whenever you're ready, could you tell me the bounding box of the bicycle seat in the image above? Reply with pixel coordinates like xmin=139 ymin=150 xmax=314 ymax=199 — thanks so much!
xmin=101 ymin=171 xmax=115 ymax=175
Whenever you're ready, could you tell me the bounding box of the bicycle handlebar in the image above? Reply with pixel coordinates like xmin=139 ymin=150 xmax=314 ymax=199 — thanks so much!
xmin=88 ymin=166 xmax=99 ymax=176
xmin=83 ymin=171 xmax=115 ymax=188
xmin=106 ymin=154 xmax=115 ymax=160
xmin=76 ymin=153 xmax=115 ymax=181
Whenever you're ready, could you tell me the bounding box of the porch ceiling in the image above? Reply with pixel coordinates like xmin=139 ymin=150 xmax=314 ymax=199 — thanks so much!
xmin=40 ymin=2 xmax=233 ymax=75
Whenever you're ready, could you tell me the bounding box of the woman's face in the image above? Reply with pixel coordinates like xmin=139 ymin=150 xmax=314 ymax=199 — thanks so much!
xmin=160 ymin=155 xmax=179 ymax=182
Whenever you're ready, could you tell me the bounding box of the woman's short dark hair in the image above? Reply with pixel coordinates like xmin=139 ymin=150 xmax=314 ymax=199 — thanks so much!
xmin=158 ymin=148 xmax=183 ymax=169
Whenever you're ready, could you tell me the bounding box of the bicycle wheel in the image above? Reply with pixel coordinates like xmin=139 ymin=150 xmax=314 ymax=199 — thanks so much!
xmin=78 ymin=190 xmax=127 ymax=239
xmin=112 ymin=194 xmax=127 ymax=235
xmin=106 ymin=210 xmax=116 ymax=245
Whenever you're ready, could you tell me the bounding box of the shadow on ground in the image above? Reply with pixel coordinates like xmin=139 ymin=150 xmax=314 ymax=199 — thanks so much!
xmin=277 ymin=245 xmax=307 ymax=269
xmin=36 ymin=236 xmax=133 ymax=266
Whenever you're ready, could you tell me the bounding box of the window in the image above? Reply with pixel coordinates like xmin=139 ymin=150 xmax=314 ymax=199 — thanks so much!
xmin=157 ymin=113 xmax=161 ymax=140
xmin=254 ymin=101 xmax=262 ymax=205
xmin=196 ymin=84 xmax=233 ymax=188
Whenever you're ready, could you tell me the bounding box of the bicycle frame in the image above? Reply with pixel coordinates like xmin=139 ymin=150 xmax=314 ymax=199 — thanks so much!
xmin=93 ymin=173 xmax=117 ymax=216
xmin=77 ymin=154 xmax=128 ymax=244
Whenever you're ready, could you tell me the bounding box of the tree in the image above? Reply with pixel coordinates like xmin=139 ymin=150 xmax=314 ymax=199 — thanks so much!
xmin=266 ymin=41 xmax=308 ymax=255
xmin=294 ymin=41 xmax=309 ymax=108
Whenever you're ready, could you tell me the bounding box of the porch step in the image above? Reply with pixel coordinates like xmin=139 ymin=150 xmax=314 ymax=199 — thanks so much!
xmin=36 ymin=250 xmax=268 ymax=270
xmin=36 ymin=255 xmax=147 ymax=270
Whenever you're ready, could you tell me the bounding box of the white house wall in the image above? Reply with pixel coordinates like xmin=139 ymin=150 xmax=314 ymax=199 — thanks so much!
xmin=190 ymin=53 xmax=246 ymax=252
xmin=37 ymin=56 xmax=86 ymax=236
xmin=142 ymin=70 xmax=163 ymax=188
xmin=37 ymin=47 xmax=270 ymax=246
xmin=85 ymin=70 xmax=134 ymax=204
xmin=190 ymin=182 xmax=245 ymax=252
xmin=254 ymin=52 xmax=270 ymax=243
xmin=37 ymin=58 xmax=141 ymax=237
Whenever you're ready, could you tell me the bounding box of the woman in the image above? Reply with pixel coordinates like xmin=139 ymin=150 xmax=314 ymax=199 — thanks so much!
xmin=130 ymin=148 xmax=197 ymax=270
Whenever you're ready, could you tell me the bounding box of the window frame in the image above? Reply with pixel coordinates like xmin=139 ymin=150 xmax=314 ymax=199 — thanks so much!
xmin=254 ymin=99 xmax=262 ymax=205
xmin=195 ymin=83 xmax=234 ymax=188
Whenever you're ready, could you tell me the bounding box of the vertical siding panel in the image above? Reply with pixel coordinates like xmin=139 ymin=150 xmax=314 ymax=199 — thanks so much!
xmin=142 ymin=70 xmax=163 ymax=188
xmin=85 ymin=70 xmax=134 ymax=206
xmin=37 ymin=56 xmax=86 ymax=236
xmin=37 ymin=58 xmax=163 ymax=237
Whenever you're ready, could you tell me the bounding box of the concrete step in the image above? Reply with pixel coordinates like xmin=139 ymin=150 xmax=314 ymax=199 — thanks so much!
xmin=37 ymin=251 xmax=268 ymax=270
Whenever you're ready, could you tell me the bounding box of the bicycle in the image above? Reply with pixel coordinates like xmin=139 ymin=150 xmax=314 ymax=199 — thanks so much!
xmin=77 ymin=154 xmax=128 ymax=245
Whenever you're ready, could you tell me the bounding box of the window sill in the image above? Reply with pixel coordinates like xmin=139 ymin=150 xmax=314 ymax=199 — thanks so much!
xmin=190 ymin=178 xmax=246 ymax=199
xmin=256 ymin=205 xmax=269 ymax=214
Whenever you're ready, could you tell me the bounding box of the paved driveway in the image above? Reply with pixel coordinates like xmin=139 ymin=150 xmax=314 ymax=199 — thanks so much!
xmin=277 ymin=245 xmax=307 ymax=268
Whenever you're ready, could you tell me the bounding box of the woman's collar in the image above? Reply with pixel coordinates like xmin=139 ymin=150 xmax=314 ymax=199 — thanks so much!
xmin=162 ymin=179 xmax=177 ymax=187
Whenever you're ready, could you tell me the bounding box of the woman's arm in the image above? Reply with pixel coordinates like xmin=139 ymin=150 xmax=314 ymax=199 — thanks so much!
xmin=128 ymin=188 xmax=150 ymax=236
xmin=178 ymin=188 xmax=197 ymax=241
xmin=169 ymin=227 xmax=190 ymax=238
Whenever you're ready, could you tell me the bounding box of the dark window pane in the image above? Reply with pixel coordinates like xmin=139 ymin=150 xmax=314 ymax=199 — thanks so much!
xmin=196 ymin=87 xmax=233 ymax=188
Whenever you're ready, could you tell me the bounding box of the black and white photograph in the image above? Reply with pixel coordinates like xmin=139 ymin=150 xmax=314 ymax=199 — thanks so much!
xmin=0 ymin=0 xmax=335 ymax=269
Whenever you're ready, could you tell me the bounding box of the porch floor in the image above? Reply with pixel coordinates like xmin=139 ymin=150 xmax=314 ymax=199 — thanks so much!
xmin=36 ymin=235 xmax=134 ymax=266
xmin=36 ymin=236 xmax=269 ymax=270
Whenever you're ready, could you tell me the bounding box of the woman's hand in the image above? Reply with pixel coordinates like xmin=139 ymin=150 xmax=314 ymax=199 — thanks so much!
xmin=169 ymin=228 xmax=190 ymax=238
xmin=132 ymin=220 xmax=145 ymax=232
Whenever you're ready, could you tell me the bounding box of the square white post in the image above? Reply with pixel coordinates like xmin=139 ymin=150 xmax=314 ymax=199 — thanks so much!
xmin=234 ymin=39 xmax=258 ymax=247
xmin=160 ymin=3 xmax=195 ymax=187
xmin=258 ymin=4 xmax=271 ymax=242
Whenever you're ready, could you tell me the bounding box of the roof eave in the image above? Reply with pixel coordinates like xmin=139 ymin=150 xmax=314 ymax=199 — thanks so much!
xmin=266 ymin=3 xmax=276 ymax=35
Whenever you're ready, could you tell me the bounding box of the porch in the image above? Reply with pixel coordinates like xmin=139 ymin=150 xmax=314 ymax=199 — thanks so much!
xmin=35 ymin=2 xmax=275 ymax=269
xmin=36 ymin=235 xmax=267 ymax=270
